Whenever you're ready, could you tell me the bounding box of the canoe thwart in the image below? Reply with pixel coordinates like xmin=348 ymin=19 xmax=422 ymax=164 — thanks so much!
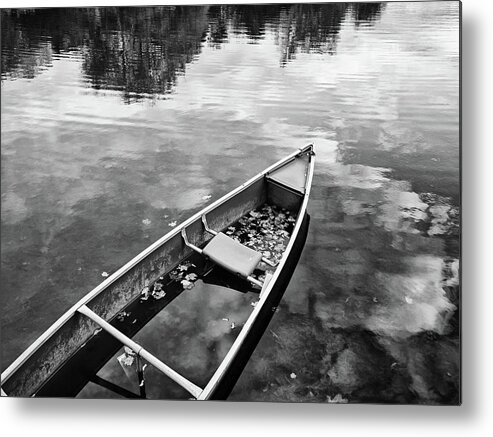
xmin=77 ymin=305 xmax=203 ymax=399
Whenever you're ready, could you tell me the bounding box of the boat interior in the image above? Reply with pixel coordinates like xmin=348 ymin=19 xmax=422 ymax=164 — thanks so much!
xmin=1 ymin=147 xmax=313 ymax=400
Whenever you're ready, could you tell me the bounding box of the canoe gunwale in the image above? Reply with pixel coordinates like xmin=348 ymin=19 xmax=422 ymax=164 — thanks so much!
xmin=1 ymin=144 xmax=314 ymax=395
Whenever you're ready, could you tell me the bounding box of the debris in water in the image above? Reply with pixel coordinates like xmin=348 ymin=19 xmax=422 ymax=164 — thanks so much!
xmin=116 ymin=311 xmax=130 ymax=322
xmin=152 ymin=284 xmax=166 ymax=299
xmin=228 ymin=204 xmax=295 ymax=284
xmin=171 ymin=262 xmax=199 ymax=287
xmin=230 ymin=322 xmax=236 ymax=329
xmin=185 ymin=273 xmax=198 ymax=281
xmin=151 ymin=282 xmax=166 ymax=300
xmin=202 ymin=195 xmax=212 ymax=200
xmin=141 ymin=286 xmax=150 ymax=300
xmin=222 ymin=318 xmax=229 ymax=321
xmin=140 ymin=280 xmax=150 ymax=300
xmin=373 ymin=297 xmax=378 ymax=303
xmin=181 ymin=279 xmax=195 ymax=290
xmin=169 ymin=270 xmax=182 ymax=281
xmin=327 ymin=394 xmax=348 ymax=403
xmin=153 ymin=290 xmax=166 ymax=299
xmin=117 ymin=347 xmax=136 ymax=379
xmin=101 ymin=271 xmax=109 ymax=278
xmin=142 ymin=218 xmax=151 ymax=226
xmin=168 ymin=221 xmax=177 ymax=227
xmin=405 ymin=295 xmax=414 ymax=304
xmin=290 ymin=372 xmax=297 ymax=379
xmin=251 ymin=301 xmax=258 ymax=307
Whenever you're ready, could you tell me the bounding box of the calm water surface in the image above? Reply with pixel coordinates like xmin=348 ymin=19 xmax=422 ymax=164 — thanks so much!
xmin=1 ymin=2 xmax=460 ymax=404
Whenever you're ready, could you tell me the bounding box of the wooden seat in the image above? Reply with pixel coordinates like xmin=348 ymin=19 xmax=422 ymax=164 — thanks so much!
xmin=202 ymin=232 xmax=262 ymax=278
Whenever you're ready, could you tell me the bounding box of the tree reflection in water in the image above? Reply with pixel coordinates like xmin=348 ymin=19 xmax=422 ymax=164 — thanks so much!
xmin=0 ymin=2 xmax=459 ymax=405
xmin=2 ymin=3 xmax=383 ymax=100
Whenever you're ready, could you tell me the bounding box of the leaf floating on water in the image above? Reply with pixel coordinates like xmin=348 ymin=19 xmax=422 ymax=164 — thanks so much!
xmin=169 ymin=270 xmax=182 ymax=281
xmin=226 ymin=204 xmax=294 ymax=262
xmin=181 ymin=279 xmax=194 ymax=290
xmin=326 ymin=394 xmax=348 ymax=403
xmin=118 ymin=353 xmax=135 ymax=367
xmin=142 ymin=218 xmax=151 ymax=226
xmin=153 ymin=290 xmax=166 ymax=300
xmin=140 ymin=286 xmax=150 ymax=300
xmin=116 ymin=311 xmax=130 ymax=322
xmin=168 ymin=221 xmax=177 ymax=227
xmin=101 ymin=271 xmax=109 ymax=278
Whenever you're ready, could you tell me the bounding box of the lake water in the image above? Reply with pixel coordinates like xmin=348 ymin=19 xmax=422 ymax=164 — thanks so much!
xmin=1 ymin=2 xmax=460 ymax=404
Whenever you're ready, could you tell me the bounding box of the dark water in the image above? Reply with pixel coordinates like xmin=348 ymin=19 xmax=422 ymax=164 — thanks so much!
xmin=1 ymin=2 xmax=460 ymax=404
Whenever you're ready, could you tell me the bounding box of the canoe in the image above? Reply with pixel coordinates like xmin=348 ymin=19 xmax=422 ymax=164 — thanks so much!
xmin=1 ymin=144 xmax=315 ymax=399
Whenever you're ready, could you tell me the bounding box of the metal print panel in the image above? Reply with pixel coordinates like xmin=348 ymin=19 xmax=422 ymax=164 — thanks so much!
xmin=0 ymin=1 xmax=460 ymax=404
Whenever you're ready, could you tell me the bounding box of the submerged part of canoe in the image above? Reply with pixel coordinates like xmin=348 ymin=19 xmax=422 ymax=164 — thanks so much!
xmin=1 ymin=145 xmax=315 ymax=399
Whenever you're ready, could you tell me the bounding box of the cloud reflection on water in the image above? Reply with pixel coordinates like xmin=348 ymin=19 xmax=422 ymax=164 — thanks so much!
xmin=1 ymin=2 xmax=459 ymax=404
